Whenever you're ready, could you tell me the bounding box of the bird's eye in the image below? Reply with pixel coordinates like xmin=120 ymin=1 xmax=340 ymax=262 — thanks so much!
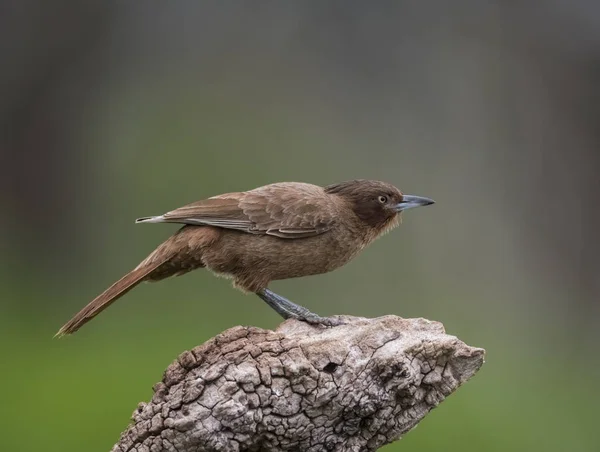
xmin=378 ymin=195 xmax=388 ymax=204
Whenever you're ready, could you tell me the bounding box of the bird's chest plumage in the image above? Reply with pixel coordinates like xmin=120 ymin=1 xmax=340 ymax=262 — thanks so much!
xmin=202 ymin=223 xmax=367 ymax=285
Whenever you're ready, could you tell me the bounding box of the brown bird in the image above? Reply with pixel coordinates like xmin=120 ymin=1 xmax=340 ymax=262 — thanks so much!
xmin=56 ymin=180 xmax=434 ymax=336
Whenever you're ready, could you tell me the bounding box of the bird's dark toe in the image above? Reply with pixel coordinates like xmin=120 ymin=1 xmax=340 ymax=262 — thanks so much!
xmin=303 ymin=315 xmax=345 ymax=327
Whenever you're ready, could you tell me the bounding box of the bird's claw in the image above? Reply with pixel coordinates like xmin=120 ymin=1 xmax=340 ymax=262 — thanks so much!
xmin=257 ymin=288 xmax=344 ymax=327
xmin=301 ymin=315 xmax=346 ymax=327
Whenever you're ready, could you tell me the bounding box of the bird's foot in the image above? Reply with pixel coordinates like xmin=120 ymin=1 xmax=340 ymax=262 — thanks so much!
xmin=300 ymin=313 xmax=346 ymax=327
xmin=257 ymin=288 xmax=344 ymax=327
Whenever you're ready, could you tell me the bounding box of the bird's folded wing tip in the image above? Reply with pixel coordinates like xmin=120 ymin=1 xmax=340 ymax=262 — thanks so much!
xmin=135 ymin=215 xmax=165 ymax=224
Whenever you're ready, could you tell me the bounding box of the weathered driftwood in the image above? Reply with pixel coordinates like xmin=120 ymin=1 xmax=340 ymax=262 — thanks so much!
xmin=112 ymin=315 xmax=484 ymax=452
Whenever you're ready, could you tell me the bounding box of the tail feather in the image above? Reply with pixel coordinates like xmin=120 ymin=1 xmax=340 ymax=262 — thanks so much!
xmin=55 ymin=259 xmax=166 ymax=337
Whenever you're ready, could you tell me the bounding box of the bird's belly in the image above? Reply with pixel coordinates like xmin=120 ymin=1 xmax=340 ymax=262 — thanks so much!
xmin=203 ymin=230 xmax=361 ymax=284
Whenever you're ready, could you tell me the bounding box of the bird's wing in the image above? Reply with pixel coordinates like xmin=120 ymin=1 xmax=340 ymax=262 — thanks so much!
xmin=139 ymin=183 xmax=336 ymax=239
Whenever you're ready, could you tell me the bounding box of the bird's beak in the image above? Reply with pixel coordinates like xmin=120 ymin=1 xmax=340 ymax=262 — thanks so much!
xmin=394 ymin=194 xmax=435 ymax=212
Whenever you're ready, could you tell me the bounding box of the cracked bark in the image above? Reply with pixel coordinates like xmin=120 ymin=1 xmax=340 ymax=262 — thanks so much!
xmin=112 ymin=315 xmax=485 ymax=452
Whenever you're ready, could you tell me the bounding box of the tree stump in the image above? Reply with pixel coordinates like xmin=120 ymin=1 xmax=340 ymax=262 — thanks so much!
xmin=112 ymin=315 xmax=485 ymax=452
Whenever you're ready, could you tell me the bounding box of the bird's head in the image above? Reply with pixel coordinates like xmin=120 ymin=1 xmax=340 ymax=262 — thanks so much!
xmin=325 ymin=179 xmax=434 ymax=233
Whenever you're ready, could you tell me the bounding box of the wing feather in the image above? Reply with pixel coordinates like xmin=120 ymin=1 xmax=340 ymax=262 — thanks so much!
xmin=141 ymin=183 xmax=336 ymax=239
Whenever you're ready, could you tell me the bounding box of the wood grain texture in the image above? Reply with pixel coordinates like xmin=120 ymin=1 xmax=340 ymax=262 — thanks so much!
xmin=111 ymin=315 xmax=484 ymax=452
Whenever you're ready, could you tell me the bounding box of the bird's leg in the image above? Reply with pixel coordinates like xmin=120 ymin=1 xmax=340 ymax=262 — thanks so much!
xmin=257 ymin=288 xmax=344 ymax=327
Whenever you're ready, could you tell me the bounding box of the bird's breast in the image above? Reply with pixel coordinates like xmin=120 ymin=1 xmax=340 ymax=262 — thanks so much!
xmin=202 ymin=226 xmax=366 ymax=283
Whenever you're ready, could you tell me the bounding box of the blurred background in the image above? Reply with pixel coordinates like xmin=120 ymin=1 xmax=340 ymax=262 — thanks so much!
xmin=1 ymin=1 xmax=599 ymax=451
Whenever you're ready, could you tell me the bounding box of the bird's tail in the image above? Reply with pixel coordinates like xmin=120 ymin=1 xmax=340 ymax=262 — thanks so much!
xmin=55 ymin=257 xmax=168 ymax=337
